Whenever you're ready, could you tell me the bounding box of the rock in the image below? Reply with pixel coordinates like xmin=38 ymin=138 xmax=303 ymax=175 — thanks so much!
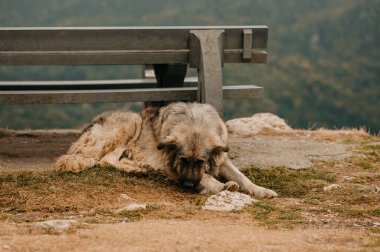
xmin=323 ymin=184 xmax=340 ymax=191
xmin=34 ymin=219 xmax=77 ymax=230
xmin=115 ymin=203 xmax=147 ymax=213
xmin=342 ymin=176 xmax=355 ymax=181
xmin=119 ymin=193 xmax=135 ymax=201
xmin=226 ymin=113 xmax=292 ymax=136
xmin=202 ymin=190 xmax=256 ymax=212
xmin=374 ymin=186 xmax=380 ymax=193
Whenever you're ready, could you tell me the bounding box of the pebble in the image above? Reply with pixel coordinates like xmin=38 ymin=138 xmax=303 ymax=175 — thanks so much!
xmin=115 ymin=203 xmax=147 ymax=213
xmin=342 ymin=176 xmax=355 ymax=181
xmin=323 ymin=184 xmax=340 ymax=191
xmin=119 ymin=193 xmax=135 ymax=201
xmin=34 ymin=219 xmax=77 ymax=230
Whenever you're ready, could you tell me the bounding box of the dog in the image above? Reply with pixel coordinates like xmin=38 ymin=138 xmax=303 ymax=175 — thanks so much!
xmin=54 ymin=102 xmax=277 ymax=198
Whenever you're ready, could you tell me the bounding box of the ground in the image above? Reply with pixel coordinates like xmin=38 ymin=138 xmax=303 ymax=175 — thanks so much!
xmin=0 ymin=128 xmax=379 ymax=251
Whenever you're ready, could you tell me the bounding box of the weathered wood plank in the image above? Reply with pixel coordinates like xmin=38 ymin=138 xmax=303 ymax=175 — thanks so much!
xmin=223 ymin=85 xmax=264 ymax=99
xmin=0 ymin=50 xmax=188 ymax=65
xmin=0 ymin=26 xmax=268 ymax=51
xmin=0 ymin=49 xmax=267 ymax=65
xmin=224 ymin=49 xmax=267 ymax=64
xmin=0 ymin=85 xmax=263 ymax=104
xmin=243 ymin=29 xmax=253 ymax=60
xmin=0 ymin=77 xmax=198 ymax=90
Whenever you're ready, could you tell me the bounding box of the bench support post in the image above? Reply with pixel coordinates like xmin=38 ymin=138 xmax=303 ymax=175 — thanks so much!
xmin=190 ymin=30 xmax=225 ymax=115
xmin=143 ymin=64 xmax=187 ymax=107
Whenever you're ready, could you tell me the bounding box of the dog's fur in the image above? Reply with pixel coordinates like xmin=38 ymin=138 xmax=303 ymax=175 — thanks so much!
xmin=54 ymin=102 xmax=277 ymax=198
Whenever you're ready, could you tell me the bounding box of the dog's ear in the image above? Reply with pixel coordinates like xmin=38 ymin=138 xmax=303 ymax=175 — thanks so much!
xmin=211 ymin=145 xmax=229 ymax=155
xmin=157 ymin=136 xmax=177 ymax=150
xmin=140 ymin=106 xmax=160 ymax=122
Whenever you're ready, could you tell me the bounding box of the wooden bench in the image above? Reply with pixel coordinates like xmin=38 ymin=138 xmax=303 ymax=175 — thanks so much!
xmin=0 ymin=26 xmax=268 ymax=114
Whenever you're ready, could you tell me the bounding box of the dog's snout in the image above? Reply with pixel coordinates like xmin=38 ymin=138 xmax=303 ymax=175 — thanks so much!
xmin=181 ymin=178 xmax=201 ymax=188
xmin=177 ymin=157 xmax=204 ymax=188
xmin=182 ymin=180 xmax=194 ymax=188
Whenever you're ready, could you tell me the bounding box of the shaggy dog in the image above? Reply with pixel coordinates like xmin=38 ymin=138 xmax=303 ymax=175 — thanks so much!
xmin=54 ymin=102 xmax=277 ymax=198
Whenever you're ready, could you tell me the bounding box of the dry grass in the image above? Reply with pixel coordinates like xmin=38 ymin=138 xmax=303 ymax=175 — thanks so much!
xmin=0 ymin=135 xmax=379 ymax=232
xmin=256 ymin=127 xmax=376 ymax=143
xmin=0 ymin=167 xmax=210 ymax=223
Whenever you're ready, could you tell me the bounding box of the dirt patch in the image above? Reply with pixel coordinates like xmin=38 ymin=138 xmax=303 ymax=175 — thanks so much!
xmin=0 ymin=129 xmax=79 ymax=170
xmin=0 ymin=220 xmax=378 ymax=252
xmin=230 ymin=135 xmax=353 ymax=169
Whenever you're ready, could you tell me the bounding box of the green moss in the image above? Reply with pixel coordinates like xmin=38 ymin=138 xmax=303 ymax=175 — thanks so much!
xmin=369 ymin=208 xmax=380 ymax=217
xmin=349 ymin=143 xmax=380 ymax=172
xmin=243 ymin=167 xmax=336 ymax=197
xmin=245 ymin=201 xmax=305 ymax=229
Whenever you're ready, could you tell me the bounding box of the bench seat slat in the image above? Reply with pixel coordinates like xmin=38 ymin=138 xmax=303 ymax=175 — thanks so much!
xmin=0 ymin=77 xmax=198 ymax=90
xmin=0 ymin=85 xmax=263 ymax=104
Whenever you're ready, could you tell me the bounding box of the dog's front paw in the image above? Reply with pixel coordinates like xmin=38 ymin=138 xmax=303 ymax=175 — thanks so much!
xmin=255 ymin=187 xmax=278 ymax=198
xmin=223 ymin=181 xmax=239 ymax=192
xmin=199 ymin=184 xmax=224 ymax=195
xmin=141 ymin=163 xmax=155 ymax=172
xmin=245 ymin=185 xmax=278 ymax=198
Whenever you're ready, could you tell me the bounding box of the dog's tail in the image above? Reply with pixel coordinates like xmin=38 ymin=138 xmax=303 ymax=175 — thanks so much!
xmin=54 ymin=154 xmax=97 ymax=173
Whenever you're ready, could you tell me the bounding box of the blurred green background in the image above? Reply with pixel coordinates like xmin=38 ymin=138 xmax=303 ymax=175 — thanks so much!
xmin=0 ymin=0 xmax=379 ymax=133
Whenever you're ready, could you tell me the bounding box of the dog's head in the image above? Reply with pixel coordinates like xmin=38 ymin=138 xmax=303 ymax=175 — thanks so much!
xmin=157 ymin=127 xmax=229 ymax=188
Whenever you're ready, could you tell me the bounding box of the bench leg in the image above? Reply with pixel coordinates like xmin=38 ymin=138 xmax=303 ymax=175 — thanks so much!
xmin=190 ymin=30 xmax=225 ymax=115
xmin=144 ymin=64 xmax=187 ymax=108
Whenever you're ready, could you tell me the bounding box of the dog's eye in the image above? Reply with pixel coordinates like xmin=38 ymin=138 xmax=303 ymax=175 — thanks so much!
xmin=180 ymin=157 xmax=189 ymax=165
xmin=195 ymin=159 xmax=205 ymax=166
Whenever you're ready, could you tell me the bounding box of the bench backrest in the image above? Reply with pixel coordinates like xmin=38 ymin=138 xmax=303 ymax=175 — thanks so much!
xmin=0 ymin=26 xmax=268 ymax=113
xmin=0 ymin=26 xmax=267 ymax=66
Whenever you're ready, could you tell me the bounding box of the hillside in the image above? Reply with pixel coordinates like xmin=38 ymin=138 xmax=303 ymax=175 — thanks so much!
xmin=0 ymin=0 xmax=379 ymax=132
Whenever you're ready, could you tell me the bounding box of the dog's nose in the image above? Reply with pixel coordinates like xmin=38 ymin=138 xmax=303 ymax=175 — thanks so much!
xmin=182 ymin=180 xmax=194 ymax=188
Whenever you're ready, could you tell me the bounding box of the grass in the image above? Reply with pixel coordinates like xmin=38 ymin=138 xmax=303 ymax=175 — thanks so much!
xmin=243 ymin=167 xmax=336 ymax=197
xmin=1 ymin=162 xmax=378 ymax=230
xmin=242 ymin=167 xmax=335 ymax=228
xmin=242 ymin=146 xmax=379 ymax=230
xmin=0 ymin=167 xmax=175 ymax=215
xmin=0 ymin=167 xmax=209 ymax=224
xmin=245 ymin=201 xmax=306 ymax=229
xmin=0 ymin=140 xmax=379 ymax=231
xmin=349 ymin=144 xmax=380 ymax=172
